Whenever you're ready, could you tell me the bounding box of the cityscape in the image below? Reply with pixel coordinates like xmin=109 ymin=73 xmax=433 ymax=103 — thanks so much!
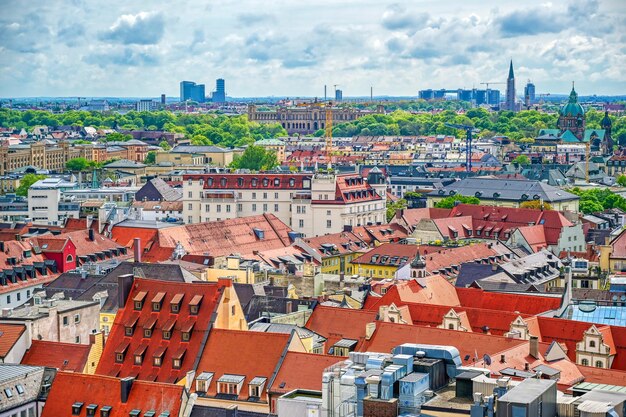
xmin=0 ymin=1 xmax=626 ymax=417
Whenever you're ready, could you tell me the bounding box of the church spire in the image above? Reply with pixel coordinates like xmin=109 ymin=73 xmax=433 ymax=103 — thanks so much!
xmin=508 ymin=60 xmax=514 ymax=79
xmin=568 ymin=82 xmax=578 ymax=103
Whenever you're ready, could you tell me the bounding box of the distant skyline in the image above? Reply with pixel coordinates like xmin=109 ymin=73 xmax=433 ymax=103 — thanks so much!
xmin=0 ymin=0 xmax=624 ymax=98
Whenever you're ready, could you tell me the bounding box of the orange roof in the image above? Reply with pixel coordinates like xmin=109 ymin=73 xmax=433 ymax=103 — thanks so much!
xmin=305 ymin=306 xmax=377 ymax=353
xmin=351 ymin=243 xmax=420 ymax=267
xmin=35 ymin=229 xmax=125 ymax=258
xmin=424 ymin=243 xmax=500 ymax=274
xmin=270 ymin=352 xmax=342 ymax=395
xmin=41 ymin=372 xmax=184 ymax=417
xmin=516 ymin=225 xmax=548 ymax=251
xmin=0 ymin=323 xmax=26 ymax=358
xmin=96 ymin=278 xmax=222 ymax=383
xmin=350 ymin=223 xmax=408 ymax=244
xmin=578 ymin=365 xmax=626 ymax=385
xmin=366 ymin=276 xmax=461 ymax=311
xmin=21 ymin=340 xmax=90 ymax=372
xmin=456 ymin=287 xmax=561 ymax=315
xmin=193 ymin=329 xmax=292 ymax=402
xmin=364 ymin=321 xmax=527 ymax=363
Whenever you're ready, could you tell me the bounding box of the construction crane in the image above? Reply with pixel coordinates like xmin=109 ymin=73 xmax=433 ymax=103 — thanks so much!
xmin=325 ymin=102 xmax=333 ymax=162
xmin=445 ymin=123 xmax=480 ymax=172
xmin=480 ymin=82 xmax=505 ymax=90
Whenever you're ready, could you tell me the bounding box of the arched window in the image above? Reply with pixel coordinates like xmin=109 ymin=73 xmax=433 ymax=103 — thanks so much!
xmin=448 ymin=323 xmax=455 ymax=330
xmin=589 ymin=340 xmax=596 ymax=348
xmin=595 ymin=361 xmax=603 ymax=368
xmin=66 ymin=254 xmax=74 ymax=263
xmin=581 ymin=359 xmax=589 ymax=366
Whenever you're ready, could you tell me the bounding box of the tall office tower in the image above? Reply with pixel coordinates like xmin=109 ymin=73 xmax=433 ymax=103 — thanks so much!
xmin=212 ymin=78 xmax=226 ymax=103
xmin=505 ymin=60 xmax=517 ymax=112
xmin=180 ymin=81 xmax=195 ymax=102
xmin=335 ymin=89 xmax=343 ymax=101
xmin=524 ymin=80 xmax=536 ymax=107
xmin=161 ymin=94 xmax=166 ymax=105
xmin=180 ymin=81 xmax=206 ymax=103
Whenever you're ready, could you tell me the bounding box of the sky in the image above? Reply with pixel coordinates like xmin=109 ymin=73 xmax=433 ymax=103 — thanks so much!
xmin=0 ymin=0 xmax=624 ymax=98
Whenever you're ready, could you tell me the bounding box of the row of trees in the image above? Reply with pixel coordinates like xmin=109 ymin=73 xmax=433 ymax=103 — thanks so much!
xmin=568 ymin=187 xmax=626 ymax=214
xmin=0 ymin=109 xmax=287 ymax=148
xmin=314 ymin=108 xmax=626 ymax=144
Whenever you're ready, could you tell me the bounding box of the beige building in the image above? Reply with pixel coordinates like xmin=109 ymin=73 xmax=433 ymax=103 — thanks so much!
xmin=254 ymin=138 xmax=286 ymax=162
xmin=182 ymin=171 xmax=387 ymax=237
xmin=159 ymin=145 xmax=242 ymax=167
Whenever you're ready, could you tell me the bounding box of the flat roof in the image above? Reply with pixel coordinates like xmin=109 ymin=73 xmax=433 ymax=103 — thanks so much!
xmin=499 ymin=379 xmax=555 ymax=403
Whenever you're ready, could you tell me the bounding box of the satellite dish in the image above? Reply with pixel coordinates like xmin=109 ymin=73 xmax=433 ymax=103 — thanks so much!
xmin=483 ymin=354 xmax=492 ymax=366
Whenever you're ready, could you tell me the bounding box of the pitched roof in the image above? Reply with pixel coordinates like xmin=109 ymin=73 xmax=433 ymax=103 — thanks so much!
xmin=365 ymin=276 xmax=460 ymax=311
xmin=305 ymin=306 xmax=377 ymax=353
xmin=270 ymin=352 xmax=340 ymax=395
xmin=193 ymin=329 xmax=292 ymax=402
xmin=456 ymin=287 xmax=561 ymax=315
xmin=351 ymin=243 xmax=420 ymax=267
xmin=21 ymin=340 xmax=90 ymax=372
xmin=41 ymin=372 xmax=184 ymax=417
xmin=516 ymin=225 xmax=548 ymax=251
xmin=96 ymin=278 xmax=222 ymax=383
xmin=0 ymin=323 xmax=26 ymax=358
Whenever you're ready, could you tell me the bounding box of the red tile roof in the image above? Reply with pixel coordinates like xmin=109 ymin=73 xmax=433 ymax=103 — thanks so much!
xmin=455 ymin=287 xmax=561 ymax=315
xmin=0 ymin=323 xmax=26 ymax=358
xmin=193 ymin=329 xmax=292 ymax=402
xmin=112 ymin=214 xmax=293 ymax=262
xmin=305 ymin=306 xmax=377 ymax=353
xmin=41 ymin=372 xmax=184 ymax=417
xmin=332 ymin=174 xmax=382 ymax=205
xmin=299 ymin=231 xmax=368 ymax=258
xmin=578 ymin=365 xmax=626 ymax=385
xmin=96 ymin=278 xmax=222 ymax=383
xmin=350 ymin=223 xmax=408 ymax=244
xmin=363 ymin=321 xmax=527 ymax=363
xmin=516 ymin=225 xmax=548 ymax=251
xmin=35 ymin=230 xmax=125 ymax=258
xmin=365 ymin=276 xmax=460 ymax=310
xmin=270 ymin=352 xmax=340 ymax=395
xmin=424 ymin=243 xmax=501 ymax=274
xmin=21 ymin=340 xmax=90 ymax=372
xmin=351 ymin=243 xmax=421 ymax=267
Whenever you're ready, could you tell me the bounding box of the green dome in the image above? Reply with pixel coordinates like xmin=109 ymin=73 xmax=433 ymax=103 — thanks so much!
xmin=560 ymin=84 xmax=584 ymax=117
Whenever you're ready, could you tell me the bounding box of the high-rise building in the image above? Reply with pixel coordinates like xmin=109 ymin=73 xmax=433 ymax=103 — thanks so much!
xmin=212 ymin=78 xmax=226 ymax=103
xmin=161 ymin=94 xmax=166 ymax=105
xmin=135 ymin=99 xmax=154 ymax=112
xmin=179 ymin=81 xmax=206 ymax=103
xmin=335 ymin=89 xmax=343 ymax=101
xmin=505 ymin=60 xmax=517 ymax=112
xmin=524 ymin=80 xmax=536 ymax=107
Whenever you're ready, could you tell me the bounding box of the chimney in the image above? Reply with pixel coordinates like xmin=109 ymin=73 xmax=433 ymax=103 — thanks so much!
xmin=88 ymin=228 xmax=95 ymax=241
xmin=133 ymin=238 xmax=141 ymax=263
xmin=120 ymin=377 xmax=134 ymax=403
xmin=491 ymin=264 xmax=498 ymax=272
xmin=500 ymin=354 xmax=506 ymax=363
xmin=185 ymin=370 xmax=195 ymax=391
xmin=286 ymin=300 xmax=293 ymax=314
xmin=529 ymin=335 xmax=539 ymax=359
xmin=365 ymin=322 xmax=376 ymax=340
xmin=524 ymin=362 xmax=530 ymax=372
xmin=117 ymin=274 xmax=134 ymax=308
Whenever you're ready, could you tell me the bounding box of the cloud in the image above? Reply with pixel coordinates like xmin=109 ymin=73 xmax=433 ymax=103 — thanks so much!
xmin=99 ymin=11 xmax=165 ymax=45
xmin=84 ymin=47 xmax=160 ymax=67
xmin=0 ymin=13 xmax=52 ymax=53
xmin=57 ymin=22 xmax=86 ymax=47
xmin=237 ymin=12 xmax=275 ymax=25
xmin=381 ymin=4 xmax=428 ymax=31
xmin=495 ymin=8 xmax=566 ymax=37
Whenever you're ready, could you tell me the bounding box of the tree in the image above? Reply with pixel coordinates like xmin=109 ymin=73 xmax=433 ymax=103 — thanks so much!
xmin=144 ymin=151 xmax=157 ymax=165
xmin=386 ymin=199 xmax=407 ymax=222
xmin=159 ymin=140 xmax=171 ymax=151
xmin=520 ymin=200 xmax=553 ymax=210
xmin=230 ymin=146 xmax=278 ymax=171
xmin=617 ymin=175 xmax=626 ymax=187
xmin=66 ymin=157 xmax=93 ymax=172
xmin=102 ymin=132 xmax=132 ymax=143
xmin=512 ymin=155 xmax=531 ymax=165
xmin=434 ymin=195 xmax=481 ymax=209
xmin=16 ymin=174 xmax=47 ymax=196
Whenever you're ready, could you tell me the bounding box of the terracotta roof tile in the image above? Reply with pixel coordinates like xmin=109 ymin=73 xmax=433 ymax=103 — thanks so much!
xmin=269 ymin=352 xmax=340 ymax=395
xmin=0 ymin=323 xmax=26 ymax=358
xmin=305 ymin=306 xmax=377 ymax=353
xmin=21 ymin=340 xmax=89 ymax=372
xmin=456 ymin=287 xmax=561 ymax=315
xmin=41 ymin=372 xmax=184 ymax=417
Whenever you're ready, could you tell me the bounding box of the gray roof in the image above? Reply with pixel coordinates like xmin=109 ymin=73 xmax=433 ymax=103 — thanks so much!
xmin=103 ymin=159 xmax=146 ymax=168
xmin=0 ymin=364 xmax=48 ymax=412
xmin=499 ymin=378 xmax=556 ymax=403
xmin=171 ymin=145 xmax=229 ymax=153
xmin=428 ymin=177 xmax=579 ymax=203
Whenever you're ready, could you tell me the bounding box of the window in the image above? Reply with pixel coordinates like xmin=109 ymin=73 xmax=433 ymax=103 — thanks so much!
xmin=327 ymin=210 xmax=331 ymax=216
xmin=63 ymin=316 xmax=69 ymax=326
xmin=589 ymin=340 xmax=596 ymax=348
xmin=299 ymin=219 xmax=304 ymax=228
xmin=216 ymin=204 xmax=221 ymax=213
xmin=100 ymin=406 xmax=112 ymax=417
xmin=263 ymin=203 xmax=268 ymax=212
xmin=75 ymin=336 xmax=81 ymax=343
xmin=125 ymin=326 xmax=134 ymax=336
xmin=6 ymin=295 xmax=10 ymax=304
xmin=205 ymin=205 xmax=210 ymax=213
xmin=581 ymin=358 xmax=589 ymax=366
xmin=162 ymin=330 xmax=171 ymax=340
xmin=232 ymin=305 xmax=236 ymax=316
xmin=66 ymin=254 xmax=74 ymax=263
xmin=252 ymin=192 xmax=257 ymax=199
xmin=17 ymin=293 xmax=21 ymax=302
xmin=15 ymin=384 xmax=24 ymax=395
xmin=226 ymin=205 xmax=231 ymax=213
xmin=188 ymin=203 xmax=193 ymax=210
xmin=252 ymin=203 xmax=257 ymax=212
xmin=134 ymin=354 xmax=142 ymax=365
xmin=327 ymin=220 xmax=332 ymax=228
xmin=144 ymin=328 xmax=152 ymax=338
xmin=274 ymin=192 xmax=279 ymax=199
xmin=72 ymin=402 xmax=83 ymax=415
xmin=595 ymin=360 xmax=603 ymax=368
xmin=74 ymin=314 xmax=81 ymax=323
xmin=188 ymin=216 xmax=193 ymax=223
xmin=154 ymin=356 xmax=162 ymax=367
xmin=263 ymin=192 xmax=268 ymax=199
xmin=274 ymin=204 xmax=279 ymax=212
xmin=173 ymin=358 xmax=183 ymax=369
xmin=188 ymin=191 xmax=193 ymax=198
xmin=182 ymin=331 xmax=191 ymax=341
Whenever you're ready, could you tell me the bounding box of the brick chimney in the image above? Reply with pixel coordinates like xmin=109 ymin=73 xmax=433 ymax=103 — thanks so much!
xmin=133 ymin=238 xmax=141 ymax=263
xmin=529 ymin=335 xmax=539 ymax=359
xmin=117 ymin=274 xmax=134 ymax=308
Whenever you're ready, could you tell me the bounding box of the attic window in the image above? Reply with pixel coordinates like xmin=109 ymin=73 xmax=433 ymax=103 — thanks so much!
xmin=189 ymin=295 xmax=203 ymax=315
xmin=15 ymin=384 xmax=24 ymax=395
xmin=115 ymin=340 xmax=130 ymax=363
xmin=251 ymin=178 xmax=258 ymax=187
xmin=217 ymin=374 xmax=244 ymax=396
xmin=181 ymin=321 xmax=195 ymax=341
xmin=196 ymin=372 xmax=214 ymax=393
xmin=4 ymin=388 xmax=13 ymax=398
xmin=274 ymin=178 xmax=280 ymax=186
xmin=289 ymin=178 xmax=295 ymax=187
xmin=129 ymin=410 xmax=141 ymax=417
xmin=253 ymin=228 xmax=265 ymax=240
xmin=151 ymin=292 xmax=165 ymax=311
xmin=134 ymin=344 xmax=148 ymax=365
xmin=172 ymin=347 xmax=186 ymax=369
xmin=207 ymin=178 xmax=213 ymax=186
xmin=143 ymin=316 xmax=157 ymax=338
xmin=249 ymin=377 xmax=267 ymax=399
xmin=72 ymin=402 xmax=84 ymax=415
xmin=144 ymin=412 xmax=156 ymax=417
xmin=100 ymin=406 xmax=112 ymax=417
xmin=220 ymin=178 xmax=227 ymax=187
xmin=133 ymin=291 xmax=147 ymax=310
xmin=162 ymin=318 xmax=175 ymax=340
xmin=262 ymin=178 xmax=269 ymax=187
xmin=86 ymin=404 xmax=98 ymax=416
xmin=170 ymin=293 xmax=184 ymax=313
xmin=153 ymin=346 xmax=167 ymax=366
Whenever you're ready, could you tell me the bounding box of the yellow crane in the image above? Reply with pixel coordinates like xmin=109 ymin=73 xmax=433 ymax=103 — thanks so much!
xmin=325 ymin=102 xmax=333 ymax=161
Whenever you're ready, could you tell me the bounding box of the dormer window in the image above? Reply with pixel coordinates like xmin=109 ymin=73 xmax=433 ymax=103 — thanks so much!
xmin=217 ymin=374 xmax=244 ymax=396
xmin=153 ymin=346 xmax=166 ymax=367
xmin=249 ymin=377 xmax=267 ymax=399
xmin=86 ymin=404 xmax=98 ymax=416
xmin=189 ymin=295 xmax=202 ymax=315
xmin=129 ymin=410 xmax=141 ymax=417
xmin=100 ymin=406 xmax=112 ymax=417
xmin=220 ymin=177 xmax=227 ymax=187
xmin=181 ymin=321 xmax=195 ymax=341
xmin=207 ymin=177 xmax=214 ymax=186
xmin=72 ymin=402 xmax=84 ymax=415
xmin=134 ymin=343 xmax=148 ymax=365
xmin=195 ymin=372 xmax=214 ymax=394
xmin=172 ymin=348 xmax=186 ymax=369
xmin=289 ymin=178 xmax=295 ymax=187
xmin=133 ymin=291 xmax=147 ymax=310
xmin=115 ymin=340 xmax=130 ymax=363
xmin=251 ymin=178 xmax=258 ymax=187
xmin=162 ymin=318 xmax=175 ymax=340
xmin=170 ymin=293 xmax=183 ymax=313
xmin=152 ymin=292 xmax=165 ymax=312
xmin=262 ymin=178 xmax=269 ymax=187
xmin=143 ymin=316 xmax=157 ymax=338
xmin=274 ymin=178 xmax=280 ymax=186
xmin=124 ymin=314 xmax=139 ymax=336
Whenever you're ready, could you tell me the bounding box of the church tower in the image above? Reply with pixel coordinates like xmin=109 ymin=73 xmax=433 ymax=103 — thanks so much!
xmin=505 ymin=60 xmax=517 ymax=112
xmin=557 ymin=82 xmax=585 ymax=140
xmin=601 ymin=111 xmax=614 ymax=155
